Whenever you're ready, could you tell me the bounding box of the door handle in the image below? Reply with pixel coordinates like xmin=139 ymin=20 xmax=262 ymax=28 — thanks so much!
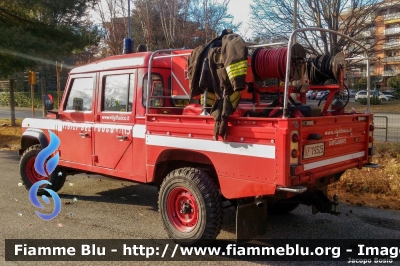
xmin=79 ymin=132 xmax=89 ymax=138
xmin=116 ymin=135 xmax=128 ymax=141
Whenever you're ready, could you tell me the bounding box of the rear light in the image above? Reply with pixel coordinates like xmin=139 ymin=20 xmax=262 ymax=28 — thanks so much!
xmin=292 ymin=133 xmax=300 ymax=143
xmin=291 ymin=149 xmax=299 ymax=158
xmin=369 ymin=136 xmax=374 ymax=143
xmin=369 ymin=125 xmax=375 ymax=131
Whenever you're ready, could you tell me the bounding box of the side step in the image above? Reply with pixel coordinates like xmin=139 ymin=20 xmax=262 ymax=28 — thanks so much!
xmin=276 ymin=186 xmax=307 ymax=193
xmin=363 ymin=163 xmax=380 ymax=168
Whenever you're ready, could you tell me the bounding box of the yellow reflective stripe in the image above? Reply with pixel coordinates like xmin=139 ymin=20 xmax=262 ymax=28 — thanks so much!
xmin=201 ymin=92 xmax=216 ymax=106
xmin=229 ymin=91 xmax=241 ymax=108
xmin=227 ymin=68 xmax=247 ymax=80
xmin=226 ymin=60 xmax=248 ymax=74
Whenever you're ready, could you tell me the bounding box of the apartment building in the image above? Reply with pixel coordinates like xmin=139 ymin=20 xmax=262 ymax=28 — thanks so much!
xmin=351 ymin=0 xmax=400 ymax=89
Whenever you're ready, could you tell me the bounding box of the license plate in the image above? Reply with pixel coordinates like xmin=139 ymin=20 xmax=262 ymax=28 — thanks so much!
xmin=303 ymin=143 xmax=325 ymax=159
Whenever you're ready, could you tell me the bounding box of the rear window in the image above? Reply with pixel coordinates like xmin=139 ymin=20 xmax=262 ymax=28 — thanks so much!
xmin=142 ymin=74 xmax=165 ymax=107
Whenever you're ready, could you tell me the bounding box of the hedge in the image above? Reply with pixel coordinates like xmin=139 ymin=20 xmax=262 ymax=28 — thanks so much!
xmin=0 ymin=91 xmax=61 ymax=108
xmin=358 ymin=96 xmax=381 ymax=105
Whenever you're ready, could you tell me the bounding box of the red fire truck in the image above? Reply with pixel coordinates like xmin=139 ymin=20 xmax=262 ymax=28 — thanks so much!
xmin=19 ymin=28 xmax=378 ymax=245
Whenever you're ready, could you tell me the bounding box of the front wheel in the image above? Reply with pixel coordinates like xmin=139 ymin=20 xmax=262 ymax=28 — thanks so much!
xmin=19 ymin=144 xmax=66 ymax=195
xmin=158 ymin=167 xmax=222 ymax=246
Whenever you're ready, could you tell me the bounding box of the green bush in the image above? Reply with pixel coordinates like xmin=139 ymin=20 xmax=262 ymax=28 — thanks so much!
xmin=0 ymin=91 xmax=61 ymax=108
xmin=358 ymin=96 xmax=381 ymax=105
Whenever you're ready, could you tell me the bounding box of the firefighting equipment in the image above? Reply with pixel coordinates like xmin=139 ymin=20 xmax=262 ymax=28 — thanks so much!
xmin=188 ymin=30 xmax=247 ymax=140
xmin=221 ymin=34 xmax=248 ymax=91
xmin=211 ymin=91 xmax=241 ymax=140
xmin=188 ymin=29 xmax=233 ymax=98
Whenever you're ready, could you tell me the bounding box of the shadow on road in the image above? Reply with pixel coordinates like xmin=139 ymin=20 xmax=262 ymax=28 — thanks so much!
xmin=59 ymin=183 xmax=159 ymax=211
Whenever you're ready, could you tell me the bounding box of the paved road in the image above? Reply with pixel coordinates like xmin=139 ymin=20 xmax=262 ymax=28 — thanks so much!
xmin=0 ymin=107 xmax=44 ymax=120
xmin=2 ymin=150 xmax=400 ymax=265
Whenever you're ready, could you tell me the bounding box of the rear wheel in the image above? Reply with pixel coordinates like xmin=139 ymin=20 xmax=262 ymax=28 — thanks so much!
xmin=19 ymin=144 xmax=66 ymax=195
xmin=158 ymin=167 xmax=222 ymax=246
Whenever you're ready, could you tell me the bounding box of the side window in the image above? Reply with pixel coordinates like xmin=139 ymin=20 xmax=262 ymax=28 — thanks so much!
xmin=103 ymin=74 xmax=133 ymax=112
xmin=65 ymin=77 xmax=94 ymax=111
xmin=129 ymin=74 xmax=134 ymax=111
xmin=142 ymin=74 xmax=165 ymax=107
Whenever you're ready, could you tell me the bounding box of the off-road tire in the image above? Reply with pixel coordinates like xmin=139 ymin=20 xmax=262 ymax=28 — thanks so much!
xmin=158 ymin=167 xmax=222 ymax=246
xmin=267 ymin=201 xmax=300 ymax=214
xmin=20 ymin=144 xmax=66 ymax=195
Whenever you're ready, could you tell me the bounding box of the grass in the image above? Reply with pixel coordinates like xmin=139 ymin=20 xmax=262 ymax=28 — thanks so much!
xmin=0 ymin=119 xmax=22 ymax=150
xmin=328 ymin=141 xmax=400 ymax=210
xmin=345 ymin=99 xmax=400 ymax=113
xmin=329 ymin=142 xmax=400 ymax=197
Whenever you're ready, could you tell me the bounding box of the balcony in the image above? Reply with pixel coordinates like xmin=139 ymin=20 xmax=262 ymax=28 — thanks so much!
xmin=382 ymin=56 xmax=400 ymax=63
xmin=384 ymin=27 xmax=400 ymax=35
xmin=383 ymin=41 xmax=400 ymax=49
xmin=384 ymin=12 xmax=400 ymax=22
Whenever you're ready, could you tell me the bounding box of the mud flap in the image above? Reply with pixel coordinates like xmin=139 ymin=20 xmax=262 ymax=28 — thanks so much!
xmin=236 ymin=198 xmax=268 ymax=242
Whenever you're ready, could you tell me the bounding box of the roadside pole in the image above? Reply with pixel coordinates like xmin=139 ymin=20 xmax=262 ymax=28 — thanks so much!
xmin=31 ymin=83 xmax=35 ymax=117
xmin=28 ymin=70 xmax=36 ymax=118
xmin=41 ymin=77 xmax=46 ymax=117
xmin=9 ymin=79 xmax=16 ymax=126
xmin=56 ymin=62 xmax=62 ymax=108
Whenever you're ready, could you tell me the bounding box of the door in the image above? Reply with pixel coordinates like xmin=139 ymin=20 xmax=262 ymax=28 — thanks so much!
xmin=58 ymin=74 xmax=95 ymax=168
xmin=93 ymin=71 xmax=136 ymax=173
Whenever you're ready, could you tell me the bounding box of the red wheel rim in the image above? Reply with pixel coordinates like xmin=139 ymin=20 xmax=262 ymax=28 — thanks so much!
xmin=166 ymin=187 xmax=199 ymax=232
xmin=26 ymin=156 xmax=48 ymax=184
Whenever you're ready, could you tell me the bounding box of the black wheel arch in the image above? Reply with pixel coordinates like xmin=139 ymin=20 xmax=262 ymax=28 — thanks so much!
xmin=19 ymin=129 xmax=48 ymax=155
xmin=151 ymin=149 xmax=219 ymax=188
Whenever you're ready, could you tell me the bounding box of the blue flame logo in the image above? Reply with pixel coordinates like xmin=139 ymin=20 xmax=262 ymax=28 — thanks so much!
xmin=29 ymin=130 xmax=62 ymax=221
xmin=34 ymin=130 xmax=60 ymax=177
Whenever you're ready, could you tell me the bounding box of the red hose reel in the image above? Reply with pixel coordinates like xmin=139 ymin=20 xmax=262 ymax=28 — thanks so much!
xmin=251 ymin=43 xmax=306 ymax=81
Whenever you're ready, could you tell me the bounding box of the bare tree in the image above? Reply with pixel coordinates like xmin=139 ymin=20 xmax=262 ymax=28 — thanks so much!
xmin=250 ymin=0 xmax=384 ymax=57
xmin=94 ymin=0 xmax=240 ymax=53
xmin=94 ymin=0 xmax=129 ymax=56
xmin=190 ymin=0 xmax=241 ymax=43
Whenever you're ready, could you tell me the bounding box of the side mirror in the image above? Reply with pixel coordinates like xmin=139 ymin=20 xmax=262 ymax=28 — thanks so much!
xmin=72 ymin=97 xmax=84 ymax=111
xmin=43 ymin=94 xmax=54 ymax=110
